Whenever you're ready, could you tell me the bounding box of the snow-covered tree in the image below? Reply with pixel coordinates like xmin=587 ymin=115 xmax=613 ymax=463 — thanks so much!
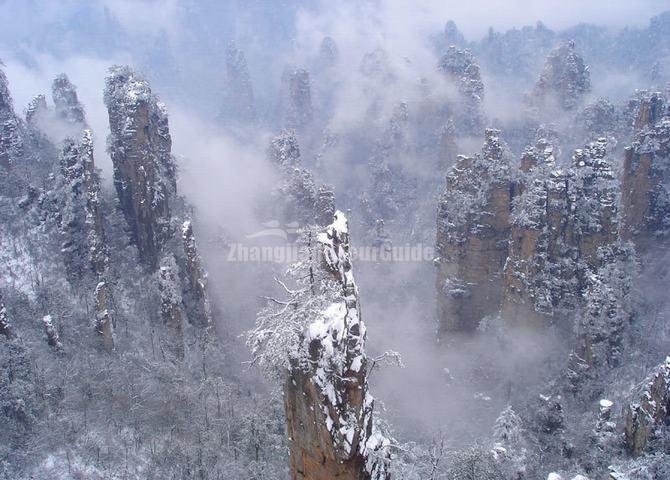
xmin=249 ymin=211 xmax=390 ymax=479
xmin=494 ymin=405 xmax=523 ymax=445
xmin=445 ymin=445 xmax=509 ymax=480
xmin=157 ymin=254 xmax=184 ymax=361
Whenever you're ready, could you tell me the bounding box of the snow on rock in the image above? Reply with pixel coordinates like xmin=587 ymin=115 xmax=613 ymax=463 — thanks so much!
xmin=0 ymin=290 xmax=12 ymax=338
xmin=0 ymin=229 xmax=37 ymax=297
xmin=52 ymin=73 xmax=87 ymax=127
xmin=41 ymin=314 xmax=63 ymax=352
xmin=529 ymin=40 xmax=591 ymax=112
xmin=624 ymin=356 xmax=670 ymax=456
xmin=0 ymin=61 xmax=23 ymax=171
xmin=284 ymin=210 xmax=390 ymax=479
xmin=181 ymin=219 xmax=211 ymax=328
xmin=104 ymin=65 xmax=177 ymax=269
xmin=621 ymin=109 xmax=670 ymax=246
xmin=436 ymin=129 xmax=513 ymax=334
xmin=281 ymin=66 xmax=313 ymax=130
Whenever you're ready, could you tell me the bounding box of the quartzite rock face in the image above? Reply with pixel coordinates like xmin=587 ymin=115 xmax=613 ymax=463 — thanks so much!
xmin=314 ymin=185 xmax=336 ymax=227
xmin=529 ymin=40 xmax=591 ymax=112
xmin=181 ymin=220 xmax=211 ymax=328
xmin=221 ymin=42 xmax=256 ymax=123
xmin=158 ymin=254 xmax=184 ymax=361
xmin=502 ymin=139 xmax=566 ymax=327
xmin=438 ymin=46 xmax=485 ymax=135
xmin=25 ymin=95 xmax=48 ymax=131
xmin=444 ymin=20 xmax=466 ymax=47
xmin=438 ymin=129 xmax=625 ymax=336
xmin=52 ymin=73 xmax=87 ymax=126
xmin=367 ymin=102 xmax=410 ymax=221
xmin=318 ymin=36 xmax=339 ymax=68
xmin=438 ymin=46 xmax=485 ymax=101
xmin=621 ymin=95 xmax=670 ymax=247
xmin=268 ymin=130 xmax=335 ymax=226
xmin=284 ymin=212 xmax=388 ymax=480
xmin=59 ymin=130 xmax=108 ymax=280
xmin=23 ymin=95 xmax=53 ymax=168
xmin=632 ymin=91 xmax=666 ymax=131
xmin=624 ymin=357 xmax=670 ymax=456
xmin=104 ymin=66 xmax=177 ymax=269
xmin=281 ymin=67 xmax=313 ymax=130
xmin=579 ymin=97 xmax=622 ymax=141
xmin=436 ymin=129 xmax=513 ymax=334
xmin=568 ymin=139 xmax=619 ymax=264
xmin=0 ymin=62 xmax=23 ymax=171
xmin=502 ymin=138 xmax=621 ymax=329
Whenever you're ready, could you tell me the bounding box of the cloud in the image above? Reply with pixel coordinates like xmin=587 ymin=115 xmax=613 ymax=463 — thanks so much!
xmin=0 ymin=52 xmax=132 ymax=180
xmin=99 ymin=0 xmax=181 ymax=37
xmin=168 ymin=105 xmax=278 ymax=236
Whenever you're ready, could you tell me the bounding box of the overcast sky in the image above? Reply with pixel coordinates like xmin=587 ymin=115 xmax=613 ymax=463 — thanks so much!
xmin=0 ymin=0 xmax=669 ymax=48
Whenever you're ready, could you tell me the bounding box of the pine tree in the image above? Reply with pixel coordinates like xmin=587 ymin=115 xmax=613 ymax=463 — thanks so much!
xmin=494 ymin=405 xmax=522 ymax=445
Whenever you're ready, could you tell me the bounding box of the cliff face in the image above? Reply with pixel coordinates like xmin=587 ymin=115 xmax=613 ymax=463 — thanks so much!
xmin=23 ymin=95 xmax=55 ymax=168
xmin=580 ymin=97 xmax=623 ymax=141
xmin=318 ymin=36 xmax=339 ymax=69
xmin=180 ymin=220 xmax=211 ymax=328
xmin=52 ymin=73 xmax=87 ymax=126
xmin=444 ymin=20 xmax=466 ymax=47
xmin=624 ymin=357 xmax=670 ymax=456
xmin=632 ymin=91 xmax=666 ymax=131
xmin=284 ymin=212 xmax=388 ymax=480
xmin=0 ymin=63 xmax=23 ymax=171
xmin=367 ymin=102 xmax=410 ymax=221
xmin=621 ymin=93 xmax=670 ymax=248
xmin=221 ymin=42 xmax=256 ymax=123
xmin=281 ymin=67 xmax=313 ymax=130
xmin=438 ymin=46 xmax=485 ymax=135
xmin=502 ymin=138 xmax=622 ymax=330
xmin=436 ymin=129 xmax=512 ymax=334
xmin=158 ymin=254 xmax=184 ymax=361
xmin=268 ymin=130 xmax=335 ymax=227
xmin=501 ymin=139 xmax=565 ymax=327
xmin=439 ymin=131 xmax=628 ymax=343
xmin=104 ymin=66 xmax=177 ymax=269
xmin=568 ymin=139 xmax=619 ymax=264
xmin=529 ymin=40 xmax=590 ymax=112
xmin=58 ymin=129 xmax=108 ymax=280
